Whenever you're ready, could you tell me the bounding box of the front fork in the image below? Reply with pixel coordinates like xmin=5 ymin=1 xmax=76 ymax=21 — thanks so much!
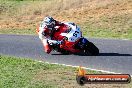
xmin=75 ymin=37 xmax=89 ymax=50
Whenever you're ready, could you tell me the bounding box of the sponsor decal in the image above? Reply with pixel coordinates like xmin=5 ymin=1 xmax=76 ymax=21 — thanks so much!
xmin=76 ymin=66 xmax=131 ymax=85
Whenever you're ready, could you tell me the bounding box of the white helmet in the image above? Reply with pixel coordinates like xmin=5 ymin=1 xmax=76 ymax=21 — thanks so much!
xmin=43 ymin=16 xmax=55 ymax=30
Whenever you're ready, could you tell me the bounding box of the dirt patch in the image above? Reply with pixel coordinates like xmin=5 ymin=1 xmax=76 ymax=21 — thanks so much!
xmin=32 ymin=69 xmax=131 ymax=88
xmin=0 ymin=0 xmax=131 ymax=30
xmin=0 ymin=0 xmax=131 ymax=39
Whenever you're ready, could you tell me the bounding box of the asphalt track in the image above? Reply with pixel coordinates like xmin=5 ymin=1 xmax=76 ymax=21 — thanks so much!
xmin=0 ymin=34 xmax=132 ymax=74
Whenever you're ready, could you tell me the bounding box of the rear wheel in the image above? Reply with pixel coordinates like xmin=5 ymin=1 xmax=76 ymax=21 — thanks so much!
xmin=85 ymin=41 xmax=99 ymax=56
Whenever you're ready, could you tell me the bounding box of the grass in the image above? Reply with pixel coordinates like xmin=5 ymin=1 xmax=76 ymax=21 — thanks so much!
xmin=82 ymin=22 xmax=132 ymax=39
xmin=0 ymin=28 xmax=35 ymax=35
xmin=80 ymin=7 xmax=132 ymax=39
xmin=0 ymin=55 xmax=57 ymax=88
xmin=0 ymin=55 xmax=131 ymax=88
xmin=0 ymin=0 xmax=132 ymax=39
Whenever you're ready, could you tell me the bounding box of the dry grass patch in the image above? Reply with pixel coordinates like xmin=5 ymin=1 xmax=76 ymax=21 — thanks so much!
xmin=0 ymin=0 xmax=131 ymax=39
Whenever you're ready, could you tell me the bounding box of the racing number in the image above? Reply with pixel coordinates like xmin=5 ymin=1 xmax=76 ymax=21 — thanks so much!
xmin=73 ymin=31 xmax=79 ymax=37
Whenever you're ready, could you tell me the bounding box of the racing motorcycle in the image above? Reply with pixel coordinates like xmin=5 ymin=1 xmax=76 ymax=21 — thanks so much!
xmin=47 ymin=23 xmax=99 ymax=56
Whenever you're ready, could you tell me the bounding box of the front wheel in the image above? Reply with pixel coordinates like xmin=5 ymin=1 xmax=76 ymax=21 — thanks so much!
xmin=85 ymin=41 xmax=99 ymax=56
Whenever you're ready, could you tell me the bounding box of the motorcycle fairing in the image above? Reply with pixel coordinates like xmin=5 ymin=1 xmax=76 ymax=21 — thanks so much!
xmin=52 ymin=23 xmax=82 ymax=53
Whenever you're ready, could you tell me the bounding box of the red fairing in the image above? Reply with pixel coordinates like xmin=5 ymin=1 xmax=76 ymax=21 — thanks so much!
xmin=52 ymin=23 xmax=81 ymax=53
xmin=52 ymin=23 xmax=68 ymax=40
xmin=60 ymin=40 xmax=80 ymax=53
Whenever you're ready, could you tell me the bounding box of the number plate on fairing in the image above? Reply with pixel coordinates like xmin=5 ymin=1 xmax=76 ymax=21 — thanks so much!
xmin=66 ymin=26 xmax=81 ymax=42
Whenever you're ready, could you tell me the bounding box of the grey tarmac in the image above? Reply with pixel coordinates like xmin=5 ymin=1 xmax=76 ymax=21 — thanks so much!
xmin=0 ymin=34 xmax=132 ymax=74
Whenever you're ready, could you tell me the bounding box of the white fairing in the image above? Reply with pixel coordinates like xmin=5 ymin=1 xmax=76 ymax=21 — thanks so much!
xmin=63 ymin=22 xmax=81 ymax=42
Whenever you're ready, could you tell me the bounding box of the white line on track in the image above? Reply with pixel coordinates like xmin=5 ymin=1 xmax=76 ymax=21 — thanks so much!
xmin=37 ymin=60 xmax=122 ymax=74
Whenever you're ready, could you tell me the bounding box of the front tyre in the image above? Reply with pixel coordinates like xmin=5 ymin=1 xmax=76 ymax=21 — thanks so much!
xmin=85 ymin=42 xmax=99 ymax=56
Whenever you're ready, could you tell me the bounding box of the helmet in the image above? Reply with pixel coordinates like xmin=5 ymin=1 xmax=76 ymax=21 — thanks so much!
xmin=43 ymin=16 xmax=55 ymax=30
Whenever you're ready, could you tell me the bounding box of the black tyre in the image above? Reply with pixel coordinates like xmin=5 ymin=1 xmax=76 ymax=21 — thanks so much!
xmin=85 ymin=41 xmax=99 ymax=56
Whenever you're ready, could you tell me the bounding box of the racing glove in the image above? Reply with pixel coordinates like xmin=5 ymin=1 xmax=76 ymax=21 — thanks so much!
xmin=48 ymin=40 xmax=62 ymax=46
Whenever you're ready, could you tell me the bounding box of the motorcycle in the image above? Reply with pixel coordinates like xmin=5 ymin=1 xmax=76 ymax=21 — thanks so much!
xmin=47 ymin=23 xmax=99 ymax=56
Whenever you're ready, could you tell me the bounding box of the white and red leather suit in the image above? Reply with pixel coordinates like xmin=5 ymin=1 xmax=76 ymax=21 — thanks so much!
xmin=36 ymin=20 xmax=82 ymax=54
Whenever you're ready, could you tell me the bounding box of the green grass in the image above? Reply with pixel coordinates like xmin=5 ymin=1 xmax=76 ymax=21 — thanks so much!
xmin=0 ymin=55 xmax=131 ymax=88
xmin=81 ymin=23 xmax=132 ymax=39
xmin=0 ymin=28 xmax=35 ymax=35
xmin=0 ymin=55 xmax=104 ymax=88
xmin=0 ymin=55 xmax=57 ymax=88
xmin=80 ymin=11 xmax=132 ymax=39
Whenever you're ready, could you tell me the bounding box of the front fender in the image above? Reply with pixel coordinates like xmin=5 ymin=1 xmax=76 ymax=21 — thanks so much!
xmin=75 ymin=38 xmax=89 ymax=49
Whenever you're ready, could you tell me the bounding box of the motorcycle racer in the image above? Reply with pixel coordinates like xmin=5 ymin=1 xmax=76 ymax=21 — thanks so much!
xmin=36 ymin=16 xmax=82 ymax=54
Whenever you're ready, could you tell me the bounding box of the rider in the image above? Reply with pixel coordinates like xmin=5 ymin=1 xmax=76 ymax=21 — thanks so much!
xmin=36 ymin=16 xmax=81 ymax=54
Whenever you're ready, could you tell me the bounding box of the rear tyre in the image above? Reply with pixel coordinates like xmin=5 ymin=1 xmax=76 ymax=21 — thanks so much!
xmin=85 ymin=41 xmax=99 ymax=56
